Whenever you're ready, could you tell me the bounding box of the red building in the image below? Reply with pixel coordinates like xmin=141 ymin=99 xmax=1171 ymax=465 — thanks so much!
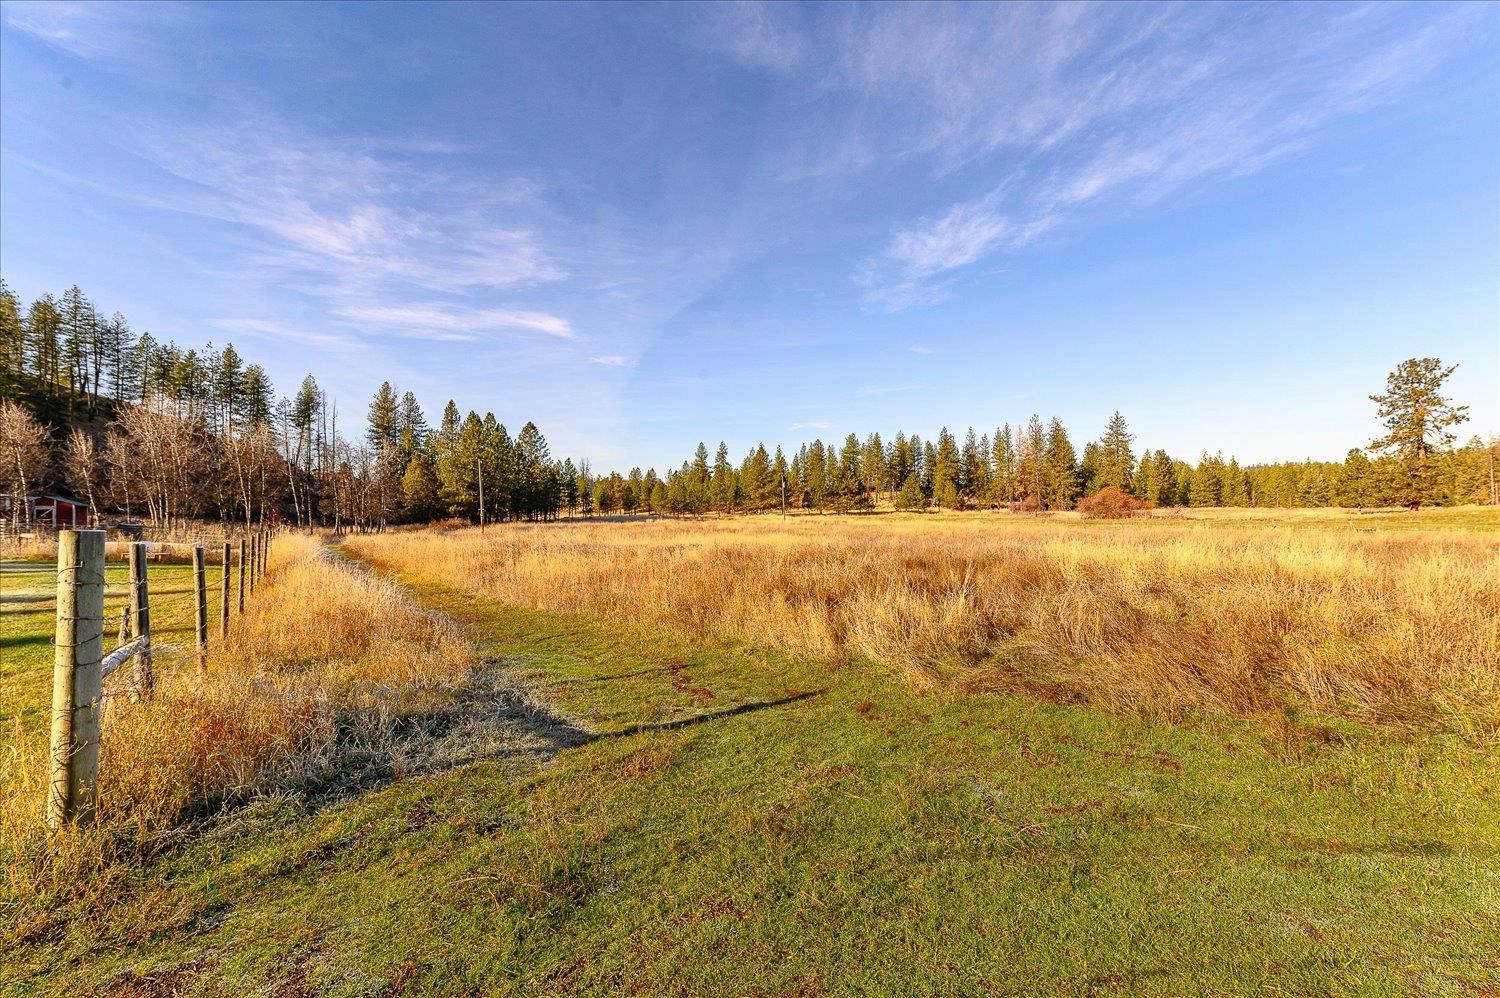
xmin=16 ymin=494 xmax=91 ymax=529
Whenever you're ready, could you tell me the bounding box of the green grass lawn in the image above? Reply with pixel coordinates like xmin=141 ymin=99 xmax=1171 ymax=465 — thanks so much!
xmin=3 ymin=549 xmax=1497 ymax=995
xmin=1 ymin=558 xmax=228 ymax=739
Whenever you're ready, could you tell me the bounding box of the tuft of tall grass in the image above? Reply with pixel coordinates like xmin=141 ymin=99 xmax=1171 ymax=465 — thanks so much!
xmin=346 ymin=517 xmax=1499 ymax=735
xmin=0 ymin=533 xmax=473 ymax=944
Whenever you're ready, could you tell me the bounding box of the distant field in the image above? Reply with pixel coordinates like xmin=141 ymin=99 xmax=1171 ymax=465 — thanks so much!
xmin=3 ymin=509 xmax=1498 ymax=994
xmin=348 ymin=506 xmax=1500 ymax=733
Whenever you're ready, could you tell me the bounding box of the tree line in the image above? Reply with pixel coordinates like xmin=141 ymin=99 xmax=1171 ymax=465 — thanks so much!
xmin=581 ymin=361 xmax=1492 ymax=515
xmin=1 ymin=278 xmax=1493 ymax=529
xmin=0 ymin=280 xmax=574 ymax=530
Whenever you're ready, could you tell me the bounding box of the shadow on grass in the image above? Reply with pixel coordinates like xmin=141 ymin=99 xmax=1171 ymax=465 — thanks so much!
xmin=593 ymin=690 xmax=824 ymax=740
xmin=279 ymin=662 xmax=823 ymax=817
xmin=544 ymin=662 xmax=689 ymax=686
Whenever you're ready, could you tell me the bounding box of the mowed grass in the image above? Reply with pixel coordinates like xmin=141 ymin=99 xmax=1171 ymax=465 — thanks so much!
xmin=2 ymin=512 xmax=1496 ymax=995
xmin=1 ymin=557 xmax=225 ymax=738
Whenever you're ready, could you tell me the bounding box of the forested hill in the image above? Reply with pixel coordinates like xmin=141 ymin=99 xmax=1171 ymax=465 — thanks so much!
xmin=2 ymin=278 xmax=1495 ymax=528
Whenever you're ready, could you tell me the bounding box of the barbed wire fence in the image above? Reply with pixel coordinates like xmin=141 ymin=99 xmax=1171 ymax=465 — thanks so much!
xmin=43 ymin=526 xmax=276 ymax=829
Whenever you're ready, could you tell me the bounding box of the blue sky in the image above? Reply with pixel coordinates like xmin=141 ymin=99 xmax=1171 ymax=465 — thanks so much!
xmin=2 ymin=1 xmax=1496 ymax=471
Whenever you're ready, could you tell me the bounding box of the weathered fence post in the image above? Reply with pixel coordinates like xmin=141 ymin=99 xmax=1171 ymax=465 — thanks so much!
xmin=248 ymin=534 xmax=257 ymax=594
xmin=193 ymin=546 xmax=207 ymax=672
xmin=48 ymin=529 xmax=105 ymax=829
xmin=238 ymin=537 xmax=247 ymax=613
xmin=260 ymin=528 xmax=269 ymax=574
xmin=220 ymin=542 xmax=231 ymax=639
xmin=128 ymin=541 xmax=153 ymax=700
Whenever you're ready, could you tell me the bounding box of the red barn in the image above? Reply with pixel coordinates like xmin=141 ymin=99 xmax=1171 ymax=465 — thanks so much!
xmin=29 ymin=494 xmax=90 ymax=529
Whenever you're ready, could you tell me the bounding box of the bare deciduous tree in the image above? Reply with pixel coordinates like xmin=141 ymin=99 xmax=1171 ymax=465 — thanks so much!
xmin=0 ymin=400 xmax=51 ymax=530
xmin=64 ymin=427 xmax=102 ymax=522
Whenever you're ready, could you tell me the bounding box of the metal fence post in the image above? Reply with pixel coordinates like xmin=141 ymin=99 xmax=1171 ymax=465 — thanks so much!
xmin=193 ymin=546 xmax=207 ymax=672
xmin=220 ymin=542 xmax=231 ymax=639
xmin=128 ymin=541 xmax=153 ymax=700
xmin=48 ymin=529 xmax=105 ymax=828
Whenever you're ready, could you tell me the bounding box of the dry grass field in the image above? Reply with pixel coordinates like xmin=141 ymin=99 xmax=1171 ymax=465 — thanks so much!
xmin=346 ymin=509 xmax=1500 ymax=735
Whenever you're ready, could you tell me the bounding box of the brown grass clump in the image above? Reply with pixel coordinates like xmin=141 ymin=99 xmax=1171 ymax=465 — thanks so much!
xmin=0 ymin=533 xmax=473 ymax=940
xmin=347 ymin=516 xmax=1500 ymax=734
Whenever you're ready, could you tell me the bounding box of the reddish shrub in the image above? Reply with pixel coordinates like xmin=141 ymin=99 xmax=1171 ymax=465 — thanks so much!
xmin=1076 ymin=487 xmax=1154 ymax=519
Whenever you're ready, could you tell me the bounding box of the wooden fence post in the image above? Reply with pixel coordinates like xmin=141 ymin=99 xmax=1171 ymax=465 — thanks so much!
xmin=238 ymin=537 xmax=247 ymax=613
xmin=128 ymin=541 xmax=153 ymax=700
xmin=248 ymin=534 xmax=257 ymax=594
xmin=48 ymin=529 xmax=105 ymax=829
xmin=193 ymin=546 xmax=207 ymax=672
xmin=260 ymin=528 xmax=269 ymax=574
xmin=220 ymin=542 xmax=231 ymax=639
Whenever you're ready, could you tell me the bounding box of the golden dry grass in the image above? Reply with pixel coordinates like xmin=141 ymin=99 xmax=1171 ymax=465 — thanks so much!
xmin=0 ymin=532 xmax=472 ymax=939
xmin=348 ymin=514 xmax=1500 ymax=734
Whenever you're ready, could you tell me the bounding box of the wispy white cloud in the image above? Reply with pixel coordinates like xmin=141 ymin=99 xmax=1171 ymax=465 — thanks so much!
xmin=21 ymin=105 xmax=579 ymax=346
xmin=135 ymin=121 xmax=566 ymax=301
xmin=702 ymin=3 xmax=1480 ymax=310
xmin=335 ymin=303 xmax=575 ymax=340
xmin=210 ymin=317 xmax=359 ymax=349
xmin=694 ymin=1 xmax=806 ymax=72
xmin=908 ymin=345 xmax=931 ymax=355
xmin=3 ymin=1 xmax=189 ymax=64
xmin=788 ymin=420 xmax=831 ymax=431
xmin=588 ymin=355 xmax=633 ymax=367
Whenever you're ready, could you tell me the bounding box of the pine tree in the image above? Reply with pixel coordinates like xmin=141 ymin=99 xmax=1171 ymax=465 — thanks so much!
xmin=862 ymin=432 xmax=887 ymax=496
xmin=1335 ymin=448 xmax=1374 ymax=508
xmin=368 ymin=381 xmax=400 ymax=450
xmin=1017 ymin=416 xmax=1045 ymax=505
xmin=1043 ymin=418 xmax=1079 ymax=510
xmin=1222 ymin=458 xmax=1248 ymax=506
xmin=241 ymin=365 xmax=272 ymax=427
xmin=59 ymin=285 xmax=92 ymax=413
xmin=888 ymin=432 xmax=914 ymax=492
xmin=27 ymin=295 xmax=62 ymax=393
xmin=437 ymin=411 xmax=482 ymax=518
xmin=933 ymin=427 xmax=960 ymax=508
xmin=711 ymin=442 xmax=737 ymax=513
xmin=0 ymin=282 xmax=21 ymax=400
xmin=401 ymin=452 xmax=439 ymax=521
xmin=1189 ymin=454 xmax=1222 ymax=507
xmin=576 ymin=463 xmax=595 ymax=515
xmin=290 ymin=375 xmax=322 ymax=465
xmin=514 ymin=421 xmax=553 ymax=519
xmin=991 ymin=425 xmax=1016 ymax=506
xmin=1079 ymin=441 xmax=1102 ymax=496
xmin=804 ymin=440 xmax=829 ymax=510
xmin=214 ymin=344 xmax=243 ymax=436
xmin=742 ymin=444 xmax=773 ymax=509
xmin=479 ymin=413 xmax=506 ymax=521
xmin=1369 ymin=358 xmax=1469 ymax=509
xmin=896 ymin=472 xmax=926 ymax=510
xmin=1097 ymin=411 xmax=1135 ymax=493
xmin=960 ymin=428 xmax=987 ymax=502
xmin=1135 ymin=448 xmax=1176 ymax=507
xmin=396 ymin=391 xmax=428 ymax=455
xmin=836 ymin=433 xmax=870 ymax=510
